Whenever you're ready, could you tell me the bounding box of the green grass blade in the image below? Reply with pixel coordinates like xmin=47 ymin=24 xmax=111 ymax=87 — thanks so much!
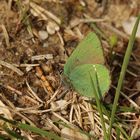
xmin=0 ymin=116 xmax=62 ymax=140
xmin=108 ymin=15 xmax=140 ymax=139
xmin=114 ymin=124 xmax=133 ymax=140
xmin=90 ymin=67 xmax=108 ymax=140
xmin=0 ymin=134 xmax=9 ymax=140
xmin=116 ymin=127 xmax=120 ymax=140
xmin=0 ymin=116 xmax=16 ymax=125
xmin=3 ymin=127 xmax=25 ymax=140
xmin=18 ymin=123 xmax=62 ymax=140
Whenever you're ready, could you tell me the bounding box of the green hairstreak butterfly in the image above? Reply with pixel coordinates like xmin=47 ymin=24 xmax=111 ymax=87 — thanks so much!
xmin=63 ymin=32 xmax=110 ymax=99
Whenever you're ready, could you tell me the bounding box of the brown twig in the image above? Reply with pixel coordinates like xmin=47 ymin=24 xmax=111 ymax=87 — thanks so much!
xmin=0 ymin=60 xmax=24 ymax=76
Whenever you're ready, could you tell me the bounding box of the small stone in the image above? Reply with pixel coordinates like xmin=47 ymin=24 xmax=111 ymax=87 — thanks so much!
xmin=38 ymin=30 xmax=48 ymax=40
xmin=46 ymin=21 xmax=60 ymax=35
xmin=42 ymin=42 xmax=49 ymax=48
xmin=15 ymin=52 xmax=19 ymax=56
xmin=55 ymin=100 xmax=68 ymax=110
xmin=25 ymin=48 xmax=34 ymax=57
xmin=61 ymin=110 xmax=67 ymax=115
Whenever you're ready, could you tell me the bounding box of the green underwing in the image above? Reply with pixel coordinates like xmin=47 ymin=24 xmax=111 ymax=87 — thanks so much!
xmin=63 ymin=32 xmax=111 ymax=99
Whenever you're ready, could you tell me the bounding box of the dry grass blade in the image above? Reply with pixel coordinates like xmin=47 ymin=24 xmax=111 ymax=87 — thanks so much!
xmin=131 ymin=119 xmax=140 ymax=139
xmin=57 ymin=32 xmax=64 ymax=46
xmin=0 ymin=94 xmax=15 ymax=109
xmin=0 ymin=106 xmax=35 ymax=126
xmin=0 ymin=100 xmax=13 ymax=120
xmin=13 ymin=63 xmax=40 ymax=67
xmin=111 ymin=85 xmax=140 ymax=110
xmin=0 ymin=60 xmax=24 ymax=76
xmin=47 ymin=87 xmax=61 ymax=104
xmin=83 ymin=101 xmax=95 ymax=130
xmin=118 ymin=63 xmax=138 ymax=77
xmin=30 ymin=5 xmax=48 ymax=21
xmin=30 ymin=2 xmax=61 ymax=24
xmin=26 ymin=80 xmax=43 ymax=103
xmin=1 ymin=24 xmax=10 ymax=47
xmin=69 ymin=104 xmax=74 ymax=123
xmin=46 ymin=118 xmax=61 ymax=133
xmin=16 ymin=105 xmax=42 ymax=112
xmin=0 ymin=84 xmax=22 ymax=95
xmin=52 ymin=112 xmax=70 ymax=124
xmin=8 ymin=0 xmax=12 ymax=10
xmin=70 ymin=18 xmax=107 ymax=28
xmin=100 ymin=22 xmax=129 ymax=40
xmin=31 ymin=54 xmax=53 ymax=61
xmin=76 ymin=104 xmax=82 ymax=128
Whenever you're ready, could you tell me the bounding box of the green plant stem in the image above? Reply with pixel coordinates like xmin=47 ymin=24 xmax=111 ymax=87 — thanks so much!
xmin=108 ymin=15 xmax=140 ymax=139
xmin=90 ymin=70 xmax=108 ymax=140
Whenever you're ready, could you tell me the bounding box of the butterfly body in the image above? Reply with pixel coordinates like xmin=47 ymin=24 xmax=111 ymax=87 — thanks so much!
xmin=63 ymin=32 xmax=111 ymax=99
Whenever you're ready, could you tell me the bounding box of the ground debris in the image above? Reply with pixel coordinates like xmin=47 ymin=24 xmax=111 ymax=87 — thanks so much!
xmin=0 ymin=0 xmax=140 ymax=140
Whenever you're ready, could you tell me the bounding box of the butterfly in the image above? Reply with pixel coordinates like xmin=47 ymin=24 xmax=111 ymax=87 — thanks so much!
xmin=63 ymin=32 xmax=110 ymax=99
